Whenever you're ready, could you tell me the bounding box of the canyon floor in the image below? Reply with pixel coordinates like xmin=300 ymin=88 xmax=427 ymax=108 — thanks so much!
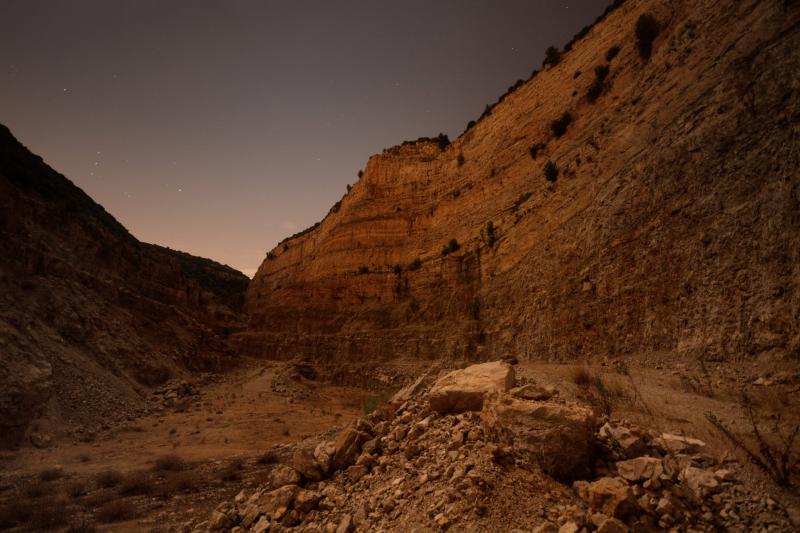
xmin=0 ymin=357 xmax=798 ymax=532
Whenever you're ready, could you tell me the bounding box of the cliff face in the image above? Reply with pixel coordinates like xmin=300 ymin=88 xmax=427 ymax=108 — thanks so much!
xmin=0 ymin=125 xmax=249 ymax=448
xmin=245 ymin=0 xmax=800 ymax=364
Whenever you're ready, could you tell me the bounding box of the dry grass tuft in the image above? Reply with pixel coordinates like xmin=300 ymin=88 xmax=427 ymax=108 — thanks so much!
xmin=95 ymin=470 xmax=124 ymax=489
xmin=38 ymin=467 xmax=65 ymax=482
xmin=220 ymin=458 xmax=245 ymax=482
xmin=96 ymin=499 xmax=136 ymax=523
xmin=117 ymin=473 xmax=155 ymax=496
xmin=153 ymin=454 xmax=186 ymax=472
xmin=65 ymin=479 xmax=88 ymax=499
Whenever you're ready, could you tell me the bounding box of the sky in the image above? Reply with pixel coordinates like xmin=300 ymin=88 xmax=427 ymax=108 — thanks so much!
xmin=1 ymin=0 xmax=610 ymax=277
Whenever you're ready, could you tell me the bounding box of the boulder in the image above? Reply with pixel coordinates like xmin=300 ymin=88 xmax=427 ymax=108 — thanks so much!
xmin=680 ymin=466 xmax=720 ymax=497
xmin=266 ymin=464 xmax=302 ymax=490
xmin=294 ymin=489 xmax=322 ymax=512
xmin=481 ymin=395 xmax=595 ymax=479
xmin=429 ymin=361 xmax=515 ymax=414
xmin=578 ymin=477 xmax=637 ymax=518
xmin=392 ymin=366 xmax=438 ymax=403
xmin=258 ymin=484 xmax=301 ymax=515
xmin=596 ymin=517 xmax=629 ymax=533
xmin=615 ymin=456 xmax=663 ymax=483
xmin=331 ymin=425 xmax=371 ymax=471
xmin=314 ymin=441 xmax=336 ymax=474
xmin=657 ymin=433 xmax=707 ymax=455
xmin=599 ymin=423 xmax=648 ymax=458
xmin=293 ymin=447 xmax=324 ymax=481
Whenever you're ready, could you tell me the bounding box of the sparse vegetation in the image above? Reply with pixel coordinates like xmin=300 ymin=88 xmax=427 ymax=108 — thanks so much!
xmin=95 ymin=470 xmax=123 ymax=489
xmin=357 ymin=266 xmax=370 ymax=275
xmin=357 ymin=169 xmax=364 ymax=179
xmin=361 ymin=392 xmax=390 ymax=417
xmin=441 ymin=239 xmax=460 ymax=257
xmin=153 ymin=454 xmax=185 ymax=472
xmin=706 ymin=394 xmax=799 ymax=486
xmin=635 ymin=14 xmax=660 ymax=59
xmin=402 ymin=133 xmax=450 ymax=151
xmin=513 ymin=192 xmax=533 ymax=212
xmin=528 ymin=143 xmax=545 ymax=159
xmin=393 ymin=264 xmax=402 ymax=275
xmin=543 ymin=46 xmax=561 ymax=67
xmin=606 ymin=45 xmax=620 ymax=61
xmin=96 ymin=499 xmax=136 ymax=523
xmin=482 ymin=221 xmax=496 ymax=248
xmin=409 ymin=257 xmax=422 ymax=271
xmin=346 ymin=183 xmax=352 ymax=193
xmin=220 ymin=458 xmax=244 ymax=482
xmin=118 ymin=474 xmax=155 ymax=496
xmin=267 ymin=251 xmax=276 ymax=260
xmin=160 ymin=471 xmax=200 ymax=496
xmin=457 ymin=154 xmax=465 ymax=167
xmin=39 ymin=468 xmax=64 ymax=482
xmin=65 ymin=480 xmax=88 ymax=499
xmin=587 ymin=64 xmax=610 ymax=103
xmin=544 ymin=161 xmax=559 ymax=182
xmin=550 ymin=112 xmax=573 ymax=138
xmin=258 ymin=450 xmax=279 ymax=465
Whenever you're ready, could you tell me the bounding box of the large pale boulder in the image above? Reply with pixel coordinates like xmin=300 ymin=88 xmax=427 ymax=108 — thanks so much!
xmin=428 ymin=361 xmax=515 ymax=414
xmin=481 ymin=394 xmax=595 ymax=479
xmin=292 ymin=446 xmax=324 ymax=481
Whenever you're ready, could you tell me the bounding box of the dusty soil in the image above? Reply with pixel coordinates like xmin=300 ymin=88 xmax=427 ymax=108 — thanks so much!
xmin=0 ymin=360 xmax=372 ymax=532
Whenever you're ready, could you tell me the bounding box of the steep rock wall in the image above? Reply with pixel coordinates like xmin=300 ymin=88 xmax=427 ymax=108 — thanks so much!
xmin=245 ymin=0 xmax=800 ymax=364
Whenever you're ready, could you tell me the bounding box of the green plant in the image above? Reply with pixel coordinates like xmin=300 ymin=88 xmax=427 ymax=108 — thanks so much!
xmin=550 ymin=112 xmax=573 ymax=138
xmin=357 ymin=169 xmax=364 ymax=179
xmin=543 ymin=46 xmax=561 ymax=67
xmin=266 ymin=251 xmax=276 ymax=260
xmin=635 ymin=14 xmax=660 ymax=59
xmin=360 ymin=393 xmax=390 ymax=417
xmin=441 ymin=239 xmax=460 ymax=257
xmin=346 ymin=183 xmax=352 ymax=193
xmin=409 ymin=257 xmax=422 ymax=271
xmin=587 ymin=64 xmax=610 ymax=103
xmin=544 ymin=161 xmax=559 ymax=182
xmin=606 ymin=45 xmax=620 ymax=61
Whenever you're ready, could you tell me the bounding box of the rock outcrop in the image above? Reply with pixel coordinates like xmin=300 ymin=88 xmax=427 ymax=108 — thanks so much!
xmin=243 ymin=0 xmax=800 ymax=365
xmin=428 ymin=361 xmax=515 ymax=414
xmin=0 ymin=125 xmax=249 ymax=448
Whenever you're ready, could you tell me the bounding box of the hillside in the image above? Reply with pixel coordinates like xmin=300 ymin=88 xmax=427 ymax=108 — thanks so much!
xmin=244 ymin=0 xmax=800 ymax=367
xmin=0 ymin=125 xmax=249 ymax=449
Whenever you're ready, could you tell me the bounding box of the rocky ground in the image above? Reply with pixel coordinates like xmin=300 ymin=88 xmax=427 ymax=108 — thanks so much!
xmin=195 ymin=360 xmax=800 ymax=533
xmin=0 ymin=357 xmax=798 ymax=532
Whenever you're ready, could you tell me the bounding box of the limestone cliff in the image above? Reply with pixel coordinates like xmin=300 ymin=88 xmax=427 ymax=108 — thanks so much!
xmin=0 ymin=125 xmax=249 ymax=448
xmin=245 ymin=0 xmax=800 ymax=364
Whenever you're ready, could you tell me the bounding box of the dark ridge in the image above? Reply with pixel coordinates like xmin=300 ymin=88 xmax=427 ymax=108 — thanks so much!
xmin=0 ymin=123 xmax=135 ymax=244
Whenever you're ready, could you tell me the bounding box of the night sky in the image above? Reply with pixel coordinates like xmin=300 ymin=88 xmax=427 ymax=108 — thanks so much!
xmin=1 ymin=1 xmax=610 ymax=277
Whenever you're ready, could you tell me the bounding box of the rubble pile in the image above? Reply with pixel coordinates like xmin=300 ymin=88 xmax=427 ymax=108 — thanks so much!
xmin=190 ymin=362 xmax=796 ymax=532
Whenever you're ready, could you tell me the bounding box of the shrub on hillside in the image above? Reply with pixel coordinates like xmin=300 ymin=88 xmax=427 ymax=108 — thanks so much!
xmin=441 ymin=239 xmax=460 ymax=257
xmin=587 ymin=64 xmax=610 ymax=103
xmin=550 ymin=112 xmax=573 ymax=138
xmin=529 ymin=143 xmax=545 ymax=159
xmin=409 ymin=257 xmax=422 ymax=271
xmin=635 ymin=14 xmax=660 ymax=59
xmin=543 ymin=46 xmax=561 ymax=67
xmin=606 ymin=45 xmax=620 ymax=61
xmin=544 ymin=161 xmax=559 ymax=182
xmin=357 ymin=266 xmax=369 ymax=275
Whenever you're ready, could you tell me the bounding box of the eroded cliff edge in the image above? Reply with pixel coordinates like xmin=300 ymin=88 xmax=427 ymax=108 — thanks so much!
xmin=244 ymin=0 xmax=800 ymax=364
